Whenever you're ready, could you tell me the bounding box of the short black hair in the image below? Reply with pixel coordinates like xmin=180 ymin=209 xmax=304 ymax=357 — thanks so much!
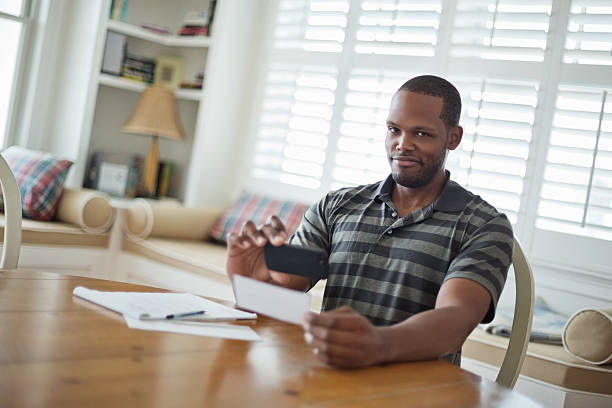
xmin=398 ymin=75 xmax=462 ymax=129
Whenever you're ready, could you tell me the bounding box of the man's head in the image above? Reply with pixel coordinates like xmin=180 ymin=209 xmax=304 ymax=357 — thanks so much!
xmin=397 ymin=75 xmax=462 ymax=130
xmin=385 ymin=75 xmax=463 ymax=189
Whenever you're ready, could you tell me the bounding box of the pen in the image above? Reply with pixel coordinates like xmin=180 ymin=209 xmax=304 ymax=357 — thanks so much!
xmin=139 ymin=310 xmax=206 ymax=321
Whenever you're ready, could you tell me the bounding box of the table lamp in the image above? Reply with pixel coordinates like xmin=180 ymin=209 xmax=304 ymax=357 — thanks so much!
xmin=122 ymin=85 xmax=184 ymax=197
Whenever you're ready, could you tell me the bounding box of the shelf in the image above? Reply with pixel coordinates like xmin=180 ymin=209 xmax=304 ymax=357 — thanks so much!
xmin=98 ymin=73 xmax=201 ymax=101
xmin=107 ymin=20 xmax=212 ymax=48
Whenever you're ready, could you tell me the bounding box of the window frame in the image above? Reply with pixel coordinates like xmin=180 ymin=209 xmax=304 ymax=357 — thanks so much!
xmin=0 ymin=0 xmax=33 ymax=149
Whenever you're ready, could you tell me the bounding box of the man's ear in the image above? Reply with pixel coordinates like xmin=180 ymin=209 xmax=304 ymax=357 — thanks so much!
xmin=447 ymin=126 xmax=463 ymax=151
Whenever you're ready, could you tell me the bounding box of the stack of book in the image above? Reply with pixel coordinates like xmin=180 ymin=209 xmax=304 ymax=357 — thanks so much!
xmin=179 ymin=10 xmax=211 ymax=36
xmin=180 ymin=72 xmax=204 ymax=90
xmin=122 ymin=53 xmax=156 ymax=83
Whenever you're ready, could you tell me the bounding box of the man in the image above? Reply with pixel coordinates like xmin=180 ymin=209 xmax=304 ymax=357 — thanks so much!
xmin=227 ymin=75 xmax=513 ymax=368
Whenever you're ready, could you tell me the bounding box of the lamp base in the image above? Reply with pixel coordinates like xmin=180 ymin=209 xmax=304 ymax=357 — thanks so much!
xmin=142 ymin=136 xmax=159 ymax=197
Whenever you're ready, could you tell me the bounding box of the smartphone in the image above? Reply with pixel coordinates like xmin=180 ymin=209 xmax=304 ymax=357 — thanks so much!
xmin=263 ymin=243 xmax=327 ymax=280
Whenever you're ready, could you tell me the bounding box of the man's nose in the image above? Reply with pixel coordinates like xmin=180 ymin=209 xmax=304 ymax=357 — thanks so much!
xmin=396 ymin=133 xmax=416 ymax=151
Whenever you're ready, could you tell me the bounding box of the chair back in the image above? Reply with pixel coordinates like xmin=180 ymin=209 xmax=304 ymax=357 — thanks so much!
xmin=496 ymin=238 xmax=535 ymax=388
xmin=0 ymin=155 xmax=21 ymax=269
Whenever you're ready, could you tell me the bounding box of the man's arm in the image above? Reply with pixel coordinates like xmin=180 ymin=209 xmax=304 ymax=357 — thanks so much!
xmin=303 ymin=277 xmax=490 ymax=367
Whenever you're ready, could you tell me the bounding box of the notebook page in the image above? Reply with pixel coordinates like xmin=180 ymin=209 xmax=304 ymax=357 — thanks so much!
xmin=73 ymin=286 xmax=256 ymax=320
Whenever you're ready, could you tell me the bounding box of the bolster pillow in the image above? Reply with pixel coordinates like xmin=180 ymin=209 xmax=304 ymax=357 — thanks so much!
xmin=125 ymin=199 xmax=222 ymax=241
xmin=55 ymin=188 xmax=114 ymax=233
xmin=562 ymin=307 xmax=612 ymax=365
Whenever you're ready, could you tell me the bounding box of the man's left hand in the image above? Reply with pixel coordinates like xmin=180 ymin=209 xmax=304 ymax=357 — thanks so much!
xmin=303 ymin=306 xmax=388 ymax=368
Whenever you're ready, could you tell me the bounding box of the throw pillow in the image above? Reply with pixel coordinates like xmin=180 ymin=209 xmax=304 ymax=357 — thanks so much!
xmin=1 ymin=146 xmax=73 ymax=221
xmin=209 ymin=191 xmax=308 ymax=243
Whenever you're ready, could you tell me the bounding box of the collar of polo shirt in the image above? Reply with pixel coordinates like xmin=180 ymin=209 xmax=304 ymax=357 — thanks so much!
xmin=372 ymin=170 xmax=470 ymax=213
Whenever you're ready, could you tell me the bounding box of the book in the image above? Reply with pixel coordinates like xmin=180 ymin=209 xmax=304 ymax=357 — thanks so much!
xmin=110 ymin=0 xmax=129 ymax=21
xmin=155 ymin=161 xmax=173 ymax=197
xmin=83 ymin=151 xmax=103 ymax=189
xmin=125 ymin=155 xmax=142 ymax=198
xmin=141 ymin=24 xmax=170 ymax=35
xmin=101 ymin=31 xmax=126 ymax=75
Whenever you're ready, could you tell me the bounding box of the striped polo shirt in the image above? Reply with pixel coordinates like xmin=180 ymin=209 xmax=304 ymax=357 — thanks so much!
xmin=290 ymin=172 xmax=513 ymax=363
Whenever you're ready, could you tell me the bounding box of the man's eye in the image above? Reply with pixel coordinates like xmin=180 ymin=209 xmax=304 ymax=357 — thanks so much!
xmin=416 ymin=131 xmax=431 ymax=137
xmin=388 ymin=126 xmax=399 ymax=134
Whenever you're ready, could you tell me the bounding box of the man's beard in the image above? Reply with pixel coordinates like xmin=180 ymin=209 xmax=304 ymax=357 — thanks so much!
xmin=391 ymin=147 xmax=447 ymax=188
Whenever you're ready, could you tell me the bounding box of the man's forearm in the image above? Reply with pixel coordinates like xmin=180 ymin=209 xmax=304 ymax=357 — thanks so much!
xmin=379 ymin=306 xmax=478 ymax=363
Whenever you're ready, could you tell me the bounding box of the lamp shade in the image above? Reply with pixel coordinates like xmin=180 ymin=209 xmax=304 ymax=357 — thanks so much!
xmin=122 ymin=85 xmax=185 ymax=141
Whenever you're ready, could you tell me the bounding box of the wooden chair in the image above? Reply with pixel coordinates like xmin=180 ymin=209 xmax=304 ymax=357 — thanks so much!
xmin=496 ymin=238 xmax=535 ymax=388
xmin=0 ymin=155 xmax=21 ymax=269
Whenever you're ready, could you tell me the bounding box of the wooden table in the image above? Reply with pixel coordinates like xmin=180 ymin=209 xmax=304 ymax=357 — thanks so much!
xmin=0 ymin=270 xmax=540 ymax=407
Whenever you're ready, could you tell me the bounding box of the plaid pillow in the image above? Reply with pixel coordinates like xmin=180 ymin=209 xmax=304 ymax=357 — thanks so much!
xmin=1 ymin=146 xmax=73 ymax=221
xmin=209 ymin=191 xmax=308 ymax=243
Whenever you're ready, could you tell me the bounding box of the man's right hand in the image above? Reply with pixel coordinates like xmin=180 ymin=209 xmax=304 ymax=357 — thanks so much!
xmin=226 ymin=215 xmax=306 ymax=289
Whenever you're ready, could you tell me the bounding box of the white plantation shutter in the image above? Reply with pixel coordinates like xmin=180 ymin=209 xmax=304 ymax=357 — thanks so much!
xmin=252 ymin=63 xmax=338 ymax=190
xmin=330 ymin=69 xmax=414 ymax=190
xmin=564 ymin=0 xmax=612 ymax=66
xmin=274 ymin=0 xmax=350 ymax=52
xmin=447 ymin=78 xmax=538 ymax=224
xmin=355 ymin=0 xmax=442 ymax=56
xmin=451 ymin=0 xmax=552 ymax=61
xmin=250 ymin=0 xmax=612 ymax=278
xmin=536 ymin=85 xmax=612 ymax=240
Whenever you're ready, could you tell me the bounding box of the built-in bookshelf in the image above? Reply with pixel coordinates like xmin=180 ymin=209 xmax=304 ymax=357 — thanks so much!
xmin=85 ymin=0 xmax=216 ymax=201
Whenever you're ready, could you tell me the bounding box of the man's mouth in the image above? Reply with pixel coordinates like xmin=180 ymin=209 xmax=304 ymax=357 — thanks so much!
xmin=392 ymin=156 xmax=422 ymax=167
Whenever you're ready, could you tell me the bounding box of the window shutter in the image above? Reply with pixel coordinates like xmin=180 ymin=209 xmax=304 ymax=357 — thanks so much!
xmin=446 ymin=78 xmax=539 ymax=224
xmin=451 ymin=0 xmax=552 ymax=62
xmin=564 ymin=0 xmax=612 ymax=66
xmin=355 ymin=0 xmax=442 ymax=56
xmin=251 ymin=63 xmax=338 ymax=190
xmin=330 ymin=69 xmax=414 ymax=190
xmin=536 ymin=85 xmax=612 ymax=240
xmin=274 ymin=0 xmax=350 ymax=52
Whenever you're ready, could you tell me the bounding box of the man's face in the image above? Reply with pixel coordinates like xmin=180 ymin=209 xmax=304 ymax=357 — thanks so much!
xmin=385 ymin=91 xmax=461 ymax=189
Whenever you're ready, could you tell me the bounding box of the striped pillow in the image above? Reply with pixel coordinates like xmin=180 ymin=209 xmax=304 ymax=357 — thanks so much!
xmin=209 ymin=192 xmax=308 ymax=243
xmin=1 ymin=146 xmax=73 ymax=221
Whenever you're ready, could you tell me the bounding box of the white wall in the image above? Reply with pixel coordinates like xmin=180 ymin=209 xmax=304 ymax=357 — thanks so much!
xmin=183 ymin=0 xmax=272 ymax=208
xmin=14 ymin=0 xmax=108 ymax=188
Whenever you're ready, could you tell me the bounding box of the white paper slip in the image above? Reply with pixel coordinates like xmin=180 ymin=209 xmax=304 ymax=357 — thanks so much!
xmin=233 ymin=275 xmax=311 ymax=325
xmin=124 ymin=316 xmax=261 ymax=341
xmin=73 ymin=286 xmax=256 ymax=321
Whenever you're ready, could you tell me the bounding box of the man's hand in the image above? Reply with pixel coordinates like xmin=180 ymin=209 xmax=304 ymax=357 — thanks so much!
xmin=226 ymin=215 xmax=292 ymax=286
xmin=303 ymin=306 xmax=389 ymax=368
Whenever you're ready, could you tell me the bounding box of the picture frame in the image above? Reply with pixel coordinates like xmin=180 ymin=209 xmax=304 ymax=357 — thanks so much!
xmin=84 ymin=152 xmax=141 ymax=198
xmin=154 ymin=56 xmax=183 ymax=89
xmin=98 ymin=161 xmax=130 ymax=197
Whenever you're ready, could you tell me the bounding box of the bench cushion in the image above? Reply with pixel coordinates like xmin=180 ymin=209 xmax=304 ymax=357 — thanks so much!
xmin=123 ymin=237 xmax=228 ymax=277
xmin=464 ymin=328 xmax=612 ymax=395
xmin=0 ymin=215 xmax=109 ymax=247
